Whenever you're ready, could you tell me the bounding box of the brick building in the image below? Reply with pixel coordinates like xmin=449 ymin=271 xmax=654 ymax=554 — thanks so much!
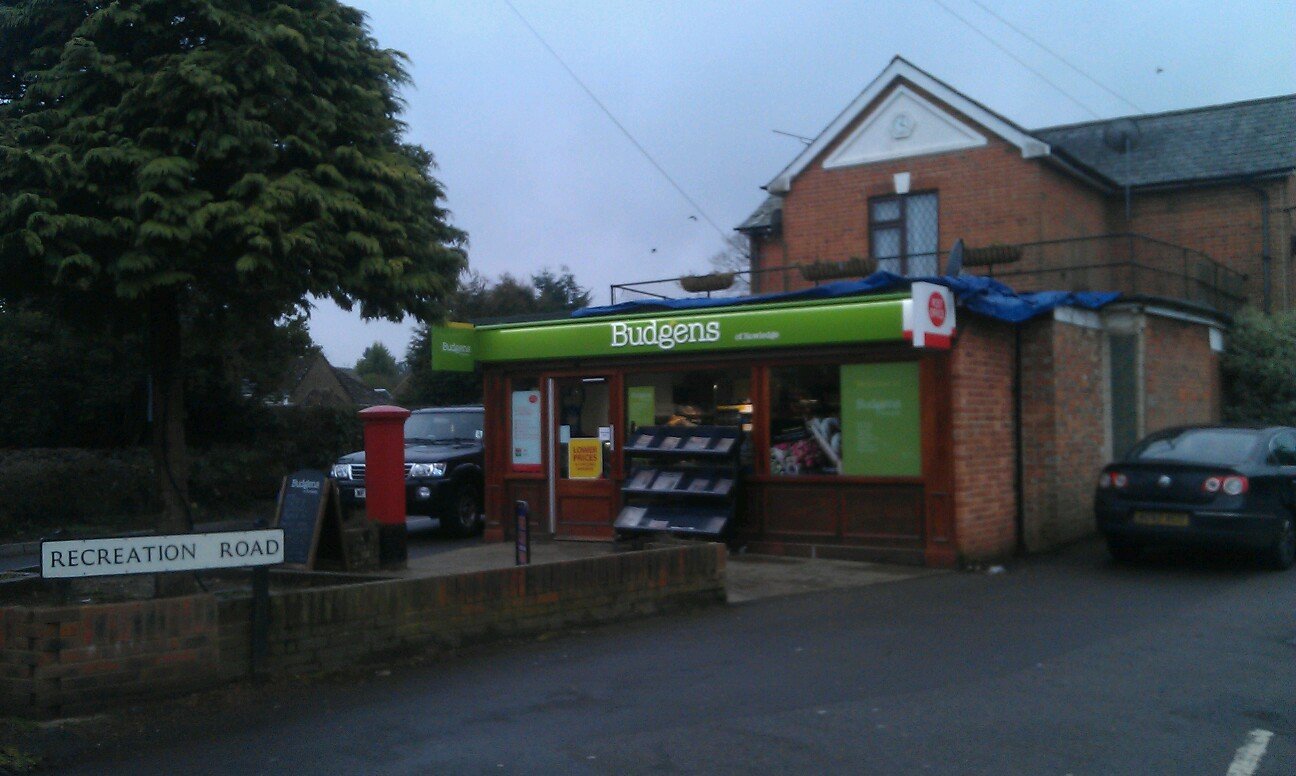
xmin=739 ymin=57 xmax=1294 ymax=313
xmin=709 ymin=58 xmax=1292 ymax=558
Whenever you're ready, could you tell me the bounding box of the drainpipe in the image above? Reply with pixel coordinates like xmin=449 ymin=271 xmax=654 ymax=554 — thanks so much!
xmin=1013 ymin=325 xmax=1026 ymax=556
xmin=1245 ymin=182 xmax=1272 ymax=313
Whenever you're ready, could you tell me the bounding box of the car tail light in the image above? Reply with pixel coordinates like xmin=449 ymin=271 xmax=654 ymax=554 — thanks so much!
xmin=1203 ymin=475 xmax=1248 ymax=496
xmin=1222 ymin=475 xmax=1248 ymax=496
xmin=1098 ymin=471 xmax=1128 ymax=489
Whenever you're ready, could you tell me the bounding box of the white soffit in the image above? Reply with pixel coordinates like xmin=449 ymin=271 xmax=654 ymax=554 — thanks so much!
xmin=823 ymin=86 xmax=987 ymax=169
xmin=767 ymin=58 xmax=1051 ymax=194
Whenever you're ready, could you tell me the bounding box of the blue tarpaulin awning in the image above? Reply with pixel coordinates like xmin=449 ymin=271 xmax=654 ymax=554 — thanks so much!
xmin=574 ymin=272 xmax=1120 ymax=324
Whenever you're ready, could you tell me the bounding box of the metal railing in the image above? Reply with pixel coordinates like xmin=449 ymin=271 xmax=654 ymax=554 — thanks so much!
xmin=608 ymin=233 xmax=1247 ymax=315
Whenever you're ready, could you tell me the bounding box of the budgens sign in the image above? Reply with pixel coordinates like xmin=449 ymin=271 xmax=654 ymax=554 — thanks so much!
xmin=609 ymin=319 xmax=722 ymax=350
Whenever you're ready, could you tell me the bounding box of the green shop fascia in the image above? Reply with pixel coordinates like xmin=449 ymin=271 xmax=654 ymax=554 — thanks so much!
xmin=432 ymin=283 xmax=959 ymax=567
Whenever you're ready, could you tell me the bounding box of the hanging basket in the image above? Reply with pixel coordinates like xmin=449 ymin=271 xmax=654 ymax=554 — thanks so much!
xmin=799 ymin=256 xmax=876 ymax=282
xmin=963 ymin=244 xmax=1023 ymax=267
xmin=679 ymin=272 xmax=735 ymax=293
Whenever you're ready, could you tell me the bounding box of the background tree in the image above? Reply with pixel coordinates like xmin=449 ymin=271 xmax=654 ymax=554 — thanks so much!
xmin=355 ymin=341 xmax=401 ymax=391
xmin=696 ymin=235 xmax=752 ymax=294
xmin=400 ymin=267 xmax=591 ymax=406
xmin=0 ymin=1 xmax=466 ymax=531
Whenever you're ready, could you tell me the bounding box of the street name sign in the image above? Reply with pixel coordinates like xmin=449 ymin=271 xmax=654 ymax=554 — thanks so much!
xmin=41 ymin=529 xmax=285 ymax=579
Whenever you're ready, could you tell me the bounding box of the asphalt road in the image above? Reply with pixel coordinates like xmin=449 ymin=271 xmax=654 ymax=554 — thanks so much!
xmin=44 ymin=539 xmax=1296 ymax=774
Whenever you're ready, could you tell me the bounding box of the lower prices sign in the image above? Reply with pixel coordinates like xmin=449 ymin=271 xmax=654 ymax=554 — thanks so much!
xmin=41 ymin=529 xmax=285 ymax=579
xmin=567 ymin=438 xmax=603 ymax=479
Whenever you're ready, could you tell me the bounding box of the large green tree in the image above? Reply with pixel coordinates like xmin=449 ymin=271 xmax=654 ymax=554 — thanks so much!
xmin=0 ymin=1 xmax=466 ymax=531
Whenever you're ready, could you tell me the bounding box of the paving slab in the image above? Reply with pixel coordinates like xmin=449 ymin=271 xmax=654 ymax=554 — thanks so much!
xmin=393 ymin=538 xmax=942 ymax=603
xmin=725 ymin=553 xmax=944 ymax=603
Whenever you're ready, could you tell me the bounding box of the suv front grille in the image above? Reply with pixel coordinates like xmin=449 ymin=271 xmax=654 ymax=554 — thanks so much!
xmin=349 ymin=463 xmax=413 ymax=482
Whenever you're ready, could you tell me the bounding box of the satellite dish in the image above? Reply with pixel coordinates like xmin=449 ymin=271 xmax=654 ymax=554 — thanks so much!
xmin=1102 ymin=119 xmax=1141 ymax=153
xmin=945 ymin=238 xmax=964 ymax=277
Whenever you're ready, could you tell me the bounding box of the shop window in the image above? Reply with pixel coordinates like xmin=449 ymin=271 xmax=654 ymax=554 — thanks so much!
xmin=625 ymin=369 xmax=751 ymax=432
xmin=770 ymin=362 xmax=921 ymax=477
xmin=770 ymin=365 xmax=842 ymax=475
xmin=870 ymin=192 xmax=938 ymax=276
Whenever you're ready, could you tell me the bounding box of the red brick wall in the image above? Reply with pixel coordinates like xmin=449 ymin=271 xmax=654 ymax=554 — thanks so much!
xmin=1019 ymin=316 xmax=1109 ymax=551
xmin=1143 ymin=314 xmax=1222 ymax=432
xmin=0 ymin=594 xmax=220 ymax=718
xmin=950 ymin=317 xmax=1018 ymax=561
xmin=1124 ymin=180 xmax=1293 ymax=310
xmin=1018 ymin=321 xmax=1057 ymax=551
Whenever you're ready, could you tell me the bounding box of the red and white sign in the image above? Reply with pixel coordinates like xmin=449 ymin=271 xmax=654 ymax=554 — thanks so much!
xmin=902 ymin=282 xmax=956 ymax=349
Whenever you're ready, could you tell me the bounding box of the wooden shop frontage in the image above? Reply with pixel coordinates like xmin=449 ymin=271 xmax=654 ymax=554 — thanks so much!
xmin=430 ymin=276 xmax=1159 ymax=568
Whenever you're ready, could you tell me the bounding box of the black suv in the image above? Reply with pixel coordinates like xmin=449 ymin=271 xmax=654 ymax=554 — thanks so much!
xmin=330 ymin=406 xmax=485 ymax=536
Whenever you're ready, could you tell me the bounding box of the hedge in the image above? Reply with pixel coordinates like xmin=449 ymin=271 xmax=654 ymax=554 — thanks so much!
xmin=0 ymin=406 xmax=365 ymax=537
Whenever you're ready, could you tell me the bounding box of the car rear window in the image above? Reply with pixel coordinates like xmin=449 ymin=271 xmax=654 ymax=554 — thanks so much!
xmin=1127 ymin=428 xmax=1259 ymax=465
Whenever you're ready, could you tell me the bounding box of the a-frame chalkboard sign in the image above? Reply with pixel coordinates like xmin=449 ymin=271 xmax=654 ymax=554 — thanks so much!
xmin=273 ymin=469 xmax=348 ymax=570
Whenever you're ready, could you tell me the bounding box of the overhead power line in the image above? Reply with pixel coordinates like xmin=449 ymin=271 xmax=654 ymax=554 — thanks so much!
xmin=926 ymin=0 xmax=1104 ymax=119
xmin=966 ymin=0 xmax=1144 ymax=113
xmin=501 ymin=0 xmax=733 ymax=246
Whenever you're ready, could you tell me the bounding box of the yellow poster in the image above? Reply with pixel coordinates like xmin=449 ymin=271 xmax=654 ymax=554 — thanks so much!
xmin=568 ymin=438 xmax=603 ymax=479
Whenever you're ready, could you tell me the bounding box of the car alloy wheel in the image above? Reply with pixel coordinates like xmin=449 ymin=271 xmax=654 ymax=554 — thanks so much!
xmin=445 ymin=485 xmax=481 ymax=537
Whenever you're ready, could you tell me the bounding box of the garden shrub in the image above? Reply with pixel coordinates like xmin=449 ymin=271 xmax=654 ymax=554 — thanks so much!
xmin=1221 ymin=307 xmax=1296 ymax=425
xmin=0 ymin=449 xmax=156 ymax=535
xmin=0 ymin=405 xmax=365 ymax=535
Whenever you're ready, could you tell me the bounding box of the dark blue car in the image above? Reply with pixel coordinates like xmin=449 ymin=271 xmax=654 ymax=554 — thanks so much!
xmin=1095 ymin=425 xmax=1296 ymax=570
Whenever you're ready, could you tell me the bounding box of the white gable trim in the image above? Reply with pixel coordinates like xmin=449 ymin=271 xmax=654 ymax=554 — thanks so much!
xmin=823 ymin=85 xmax=987 ymax=168
xmin=768 ymin=58 xmax=1050 ymax=194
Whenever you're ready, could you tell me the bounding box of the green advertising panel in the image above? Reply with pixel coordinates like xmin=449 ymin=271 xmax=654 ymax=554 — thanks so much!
xmin=473 ymin=296 xmax=905 ymax=364
xmin=840 ymin=362 xmax=921 ymax=477
xmin=627 ymin=385 xmax=656 ymax=431
xmin=430 ymin=324 xmax=476 ymax=372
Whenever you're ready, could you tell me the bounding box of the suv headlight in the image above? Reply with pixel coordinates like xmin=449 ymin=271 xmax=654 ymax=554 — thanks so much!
xmin=409 ymin=462 xmax=446 ymax=478
xmin=330 ymin=464 xmax=352 ymax=480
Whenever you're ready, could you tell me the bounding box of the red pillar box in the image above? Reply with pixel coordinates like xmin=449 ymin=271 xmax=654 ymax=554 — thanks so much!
xmin=359 ymin=404 xmax=411 ymax=568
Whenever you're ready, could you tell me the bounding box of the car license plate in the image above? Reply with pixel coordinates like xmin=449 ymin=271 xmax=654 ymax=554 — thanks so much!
xmin=1133 ymin=511 xmax=1189 ymax=527
xmin=354 ymin=488 xmax=366 ymax=500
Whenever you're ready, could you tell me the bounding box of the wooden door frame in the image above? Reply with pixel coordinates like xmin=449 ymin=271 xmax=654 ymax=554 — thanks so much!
xmin=543 ymin=369 xmax=625 ymax=538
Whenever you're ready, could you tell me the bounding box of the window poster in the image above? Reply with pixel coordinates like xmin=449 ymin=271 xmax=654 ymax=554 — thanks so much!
xmin=511 ymin=390 xmax=542 ymax=471
xmin=628 ymin=385 xmax=656 ymax=431
xmin=840 ymin=362 xmax=921 ymax=477
xmin=567 ymin=438 xmax=603 ymax=479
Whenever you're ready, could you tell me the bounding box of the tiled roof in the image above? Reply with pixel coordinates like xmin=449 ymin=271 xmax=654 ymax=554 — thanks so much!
xmin=333 ymin=367 xmax=386 ymax=406
xmin=736 ymin=194 xmax=782 ymax=231
xmin=1035 ymin=94 xmax=1296 ymax=188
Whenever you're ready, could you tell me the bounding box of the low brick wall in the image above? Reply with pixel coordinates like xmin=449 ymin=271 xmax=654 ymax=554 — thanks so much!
xmin=0 ymin=594 xmax=221 ymax=718
xmin=1 ymin=544 xmax=725 ymax=717
xmin=218 ymin=543 xmax=726 ymax=678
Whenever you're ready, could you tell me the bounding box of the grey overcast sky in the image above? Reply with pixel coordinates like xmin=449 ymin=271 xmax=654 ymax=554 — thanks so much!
xmin=309 ymin=0 xmax=1296 ymax=368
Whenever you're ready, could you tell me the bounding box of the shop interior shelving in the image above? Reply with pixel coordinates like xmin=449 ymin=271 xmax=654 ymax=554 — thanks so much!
xmin=614 ymin=425 xmax=741 ymax=540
